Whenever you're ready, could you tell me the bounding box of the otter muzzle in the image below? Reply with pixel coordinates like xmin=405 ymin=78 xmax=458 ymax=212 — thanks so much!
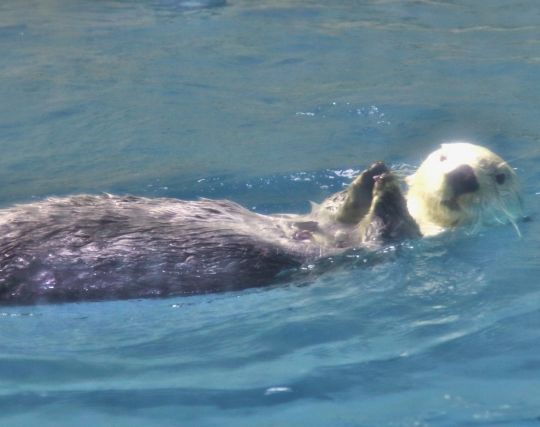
xmin=446 ymin=164 xmax=479 ymax=197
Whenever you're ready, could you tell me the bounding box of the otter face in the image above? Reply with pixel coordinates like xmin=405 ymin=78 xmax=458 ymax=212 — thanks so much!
xmin=407 ymin=142 xmax=523 ymax=236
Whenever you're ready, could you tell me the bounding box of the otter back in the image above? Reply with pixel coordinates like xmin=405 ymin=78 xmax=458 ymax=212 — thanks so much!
xmin=0 ymin=195 xmax=306 ymax=305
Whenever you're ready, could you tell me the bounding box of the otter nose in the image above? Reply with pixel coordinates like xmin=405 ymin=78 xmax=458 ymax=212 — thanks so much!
xmin=446 ymin=164 xmax=479 ymax=196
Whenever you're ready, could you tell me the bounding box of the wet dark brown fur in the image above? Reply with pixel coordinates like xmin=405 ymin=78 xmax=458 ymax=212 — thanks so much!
xmin=0 ymin=163 xmax=420 ymax=305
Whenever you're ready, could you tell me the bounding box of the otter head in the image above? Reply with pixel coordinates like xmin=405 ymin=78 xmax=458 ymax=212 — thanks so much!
xmin=406 ymin=142 xmax=523 ymax=236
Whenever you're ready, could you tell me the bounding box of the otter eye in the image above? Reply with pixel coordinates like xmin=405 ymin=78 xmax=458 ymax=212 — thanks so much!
xmin=440 ymin=155 xmax=447 ymax=162
xmin=495 ymin=173 xmax=506 ymax=185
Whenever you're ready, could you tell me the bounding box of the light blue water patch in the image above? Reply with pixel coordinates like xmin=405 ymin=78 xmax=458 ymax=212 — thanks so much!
xmin=1 ymin=0 xmax=540 ymax=426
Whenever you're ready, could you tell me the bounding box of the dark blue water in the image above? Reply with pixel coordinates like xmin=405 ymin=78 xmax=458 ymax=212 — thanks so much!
xmin=1 ymin=1 xmax=540 ymax=425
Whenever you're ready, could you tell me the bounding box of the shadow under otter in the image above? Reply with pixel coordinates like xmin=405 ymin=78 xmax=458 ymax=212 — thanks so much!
xmin=0 ymin=163 xmax=421 ymax=305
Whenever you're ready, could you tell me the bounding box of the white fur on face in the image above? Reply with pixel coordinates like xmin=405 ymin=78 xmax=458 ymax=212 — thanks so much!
xmin=407 ymin=142 xmax=523 ymax=236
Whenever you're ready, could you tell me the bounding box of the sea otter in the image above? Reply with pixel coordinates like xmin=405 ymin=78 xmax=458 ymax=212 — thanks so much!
xmin=0 ymin=142 xmax=523 ymax=305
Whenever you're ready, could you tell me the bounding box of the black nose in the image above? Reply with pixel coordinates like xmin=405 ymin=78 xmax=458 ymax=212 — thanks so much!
xmin=446 ymin=164 xmax=479 ymax=196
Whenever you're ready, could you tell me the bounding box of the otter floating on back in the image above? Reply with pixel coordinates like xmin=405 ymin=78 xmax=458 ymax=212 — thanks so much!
xmin=0 ymin=142 xmax=523 ymax=305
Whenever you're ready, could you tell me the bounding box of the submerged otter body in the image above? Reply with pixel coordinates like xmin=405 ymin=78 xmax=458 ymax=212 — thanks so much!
xmin=0 ymin=161 xmax=420 ymax=305
xmin=0 ymin=196 xmax=313 ymax=304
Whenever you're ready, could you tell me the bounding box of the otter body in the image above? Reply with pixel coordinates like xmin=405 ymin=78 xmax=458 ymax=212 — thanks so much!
xmin=0 ymin=162 xmax=420 ymax=305
xmin=0 ymin=196 xmax=312 ymax=304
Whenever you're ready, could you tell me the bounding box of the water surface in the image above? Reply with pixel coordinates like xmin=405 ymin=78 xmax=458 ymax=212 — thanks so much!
xmin=1 ymin=0 xmax=540 ymax=426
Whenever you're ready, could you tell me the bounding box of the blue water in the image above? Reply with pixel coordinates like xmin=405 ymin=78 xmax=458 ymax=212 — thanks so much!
xmin=1 ymin=0 xmax=540 ymax=425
